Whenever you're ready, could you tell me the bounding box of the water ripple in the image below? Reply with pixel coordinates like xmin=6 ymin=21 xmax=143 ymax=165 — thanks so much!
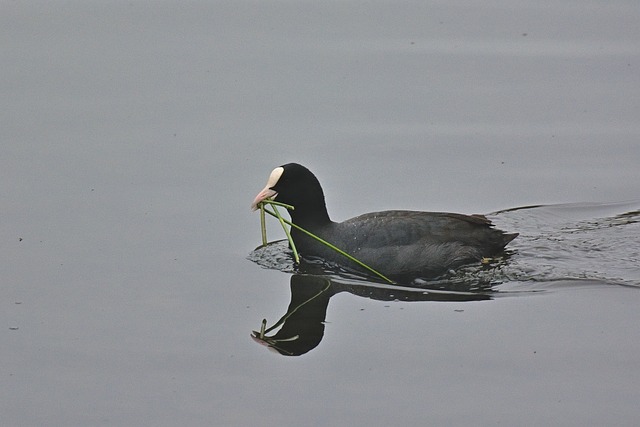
xmin=491 ymin=201 xmax=640 ymax=288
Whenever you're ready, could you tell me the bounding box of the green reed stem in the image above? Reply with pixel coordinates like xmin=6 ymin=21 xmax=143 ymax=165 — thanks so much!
xmin=260 ymin=204 xmax=267 ymax=246
xmin=271 ymin=205 xmax=300 ymax=264
xmin=262 ymin=200 xmax=295 ymax=210
xmin=259 ymin=319 xmax=267 ymax=339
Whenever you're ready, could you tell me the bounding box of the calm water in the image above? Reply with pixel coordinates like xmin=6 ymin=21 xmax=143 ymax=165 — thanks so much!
xmin=3 ymin=2 xmax=640 ymax=426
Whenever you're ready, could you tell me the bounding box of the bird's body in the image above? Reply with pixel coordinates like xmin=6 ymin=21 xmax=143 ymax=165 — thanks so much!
xmin=252 ymin=163 xmax=517 ymax=280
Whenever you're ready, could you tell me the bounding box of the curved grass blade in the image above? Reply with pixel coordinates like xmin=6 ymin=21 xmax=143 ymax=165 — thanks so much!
xmin=271 ymin=205 xmax=300 ymax=264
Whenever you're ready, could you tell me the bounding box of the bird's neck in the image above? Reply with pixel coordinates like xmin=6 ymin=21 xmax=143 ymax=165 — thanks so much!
xmin=289 ymin=206 xmax=332 ymax=231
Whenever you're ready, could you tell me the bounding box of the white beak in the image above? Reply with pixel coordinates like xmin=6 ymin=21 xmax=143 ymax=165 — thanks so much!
xmin=251 ymin=187 xmax=277 ymax=211
xmin=251 ymin=166 xmax=284 ymax=211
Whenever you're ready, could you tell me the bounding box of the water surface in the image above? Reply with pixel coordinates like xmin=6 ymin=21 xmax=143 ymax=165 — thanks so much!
xmin=2 ymin=1 xmax=640 ymax=426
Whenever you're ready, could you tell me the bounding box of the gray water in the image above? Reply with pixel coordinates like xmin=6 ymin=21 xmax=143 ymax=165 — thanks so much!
xmin=3 ymin=2 xmax=640 ymax=426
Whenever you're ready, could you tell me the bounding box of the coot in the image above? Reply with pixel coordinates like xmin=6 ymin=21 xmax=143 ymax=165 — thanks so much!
xmin=252 ymin=163 xmax=517 ymax=280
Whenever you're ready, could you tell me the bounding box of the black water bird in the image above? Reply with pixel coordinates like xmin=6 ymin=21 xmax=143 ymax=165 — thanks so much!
xmin=252 ymin=163 xmax=517 ymax=280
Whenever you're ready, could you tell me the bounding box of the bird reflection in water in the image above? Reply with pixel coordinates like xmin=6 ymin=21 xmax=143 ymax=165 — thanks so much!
xmin=251 ymin=273 xmax=493 ymax=356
